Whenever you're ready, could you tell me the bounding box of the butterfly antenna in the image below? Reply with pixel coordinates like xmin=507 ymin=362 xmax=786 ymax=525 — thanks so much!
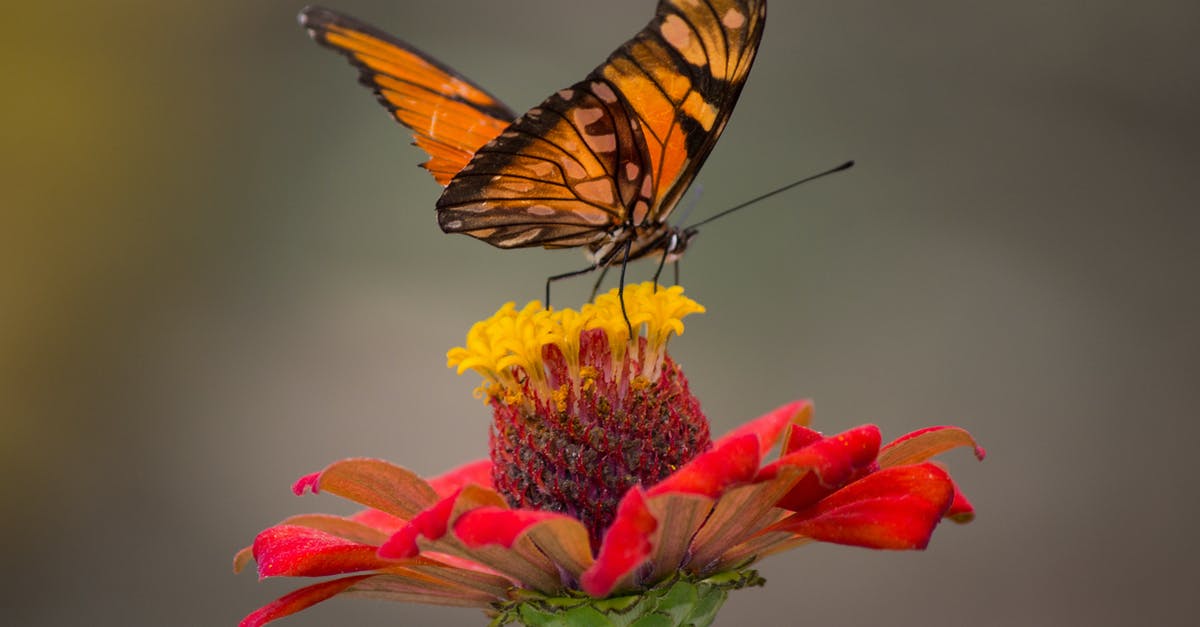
xmin=682 ymin=160 xmax=854 ymax=231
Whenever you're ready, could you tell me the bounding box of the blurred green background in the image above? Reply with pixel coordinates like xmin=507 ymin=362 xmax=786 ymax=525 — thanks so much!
xmin=3 ymin=0 xmax=1197 ymax=625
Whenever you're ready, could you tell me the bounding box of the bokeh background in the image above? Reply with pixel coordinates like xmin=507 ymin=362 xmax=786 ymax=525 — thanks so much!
xmin=4 ymin=0 xmax=1198 ymax=625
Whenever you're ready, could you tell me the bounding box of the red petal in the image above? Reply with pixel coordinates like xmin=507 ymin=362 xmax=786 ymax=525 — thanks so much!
xmin=715 ymin=400 xmax=812 ymax=456
xmin=454 ymin=507 xmax=566 ymax=548
xmin=427 ymin=459 xmax=493 ymax=497
xmin=879 ymin=426 xmax=986 ymax=467
xmin=291 ymin=472 xmax=321 ymax=496
xmin=774 ymin=463 xmax=955 ymax=550
xmin=946 ymin=479 xmax=976 ymax=523
xmin=454 ymin=506 xmax=595 ymax=579
xmin=782 ymin=424 xmax=824 ymax=455
xmin=253 ymin=525 xmax=393 ymax=578
xmin=378 ymin=488 xmax=462 ymax=559
xmin=240 ymin=575 xmax=371 ymax=627
xmin=759 ymin=425 xmax=882 ymax=511
xmin=581 ymin=488 xmax=657 ymax=597
xmin=648 ymin=433 xmax=760 ymax=498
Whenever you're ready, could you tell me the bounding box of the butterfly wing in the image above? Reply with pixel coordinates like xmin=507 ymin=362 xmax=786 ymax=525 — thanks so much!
xmin=605 ymin=0 xmax=767 ymax=224
xmin=437 ymin=79 xmax=655 ymax=249
xmin=436 ymin=0 xmax=766 ymax=249
xmin=300 ymin=6 xmax=518 ymax=185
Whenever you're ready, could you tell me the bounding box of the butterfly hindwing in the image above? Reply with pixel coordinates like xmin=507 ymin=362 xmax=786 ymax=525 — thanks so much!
xmin=437 ymin=79 xmax=656 ymax=249
xmin=435 ymin=0 xmax=766 ymax=251
xmin=300 ymin=6 xmax=518 ymax=185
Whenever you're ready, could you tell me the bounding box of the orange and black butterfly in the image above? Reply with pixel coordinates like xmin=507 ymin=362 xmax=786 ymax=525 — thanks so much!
xmin=300 ymin=0 xmax=767 ymax=302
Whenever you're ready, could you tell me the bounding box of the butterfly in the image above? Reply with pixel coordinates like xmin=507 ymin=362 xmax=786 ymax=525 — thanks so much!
xmin=300 ymin=0 xmax=767 ymax=309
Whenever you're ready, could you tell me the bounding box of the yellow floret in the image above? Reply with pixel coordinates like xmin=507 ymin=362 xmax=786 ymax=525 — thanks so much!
xmin=447 ymin=282 xmax=703 ymax=400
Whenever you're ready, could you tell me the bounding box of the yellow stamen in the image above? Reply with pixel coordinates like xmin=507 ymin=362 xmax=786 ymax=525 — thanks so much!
xmin=447 ymin=282 xmax=704 ymax=401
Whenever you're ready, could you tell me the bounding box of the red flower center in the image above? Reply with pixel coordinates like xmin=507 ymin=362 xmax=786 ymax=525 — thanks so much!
xmin=489 ymin=328 xmax=710 ymax=548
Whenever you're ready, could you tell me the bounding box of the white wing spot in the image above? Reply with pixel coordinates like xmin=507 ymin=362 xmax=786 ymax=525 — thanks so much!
xmin=632 ymin=200 xmax=650 ymax=225
xmin=661 ymin=15 xmax=691 ymax=50
xmin=529 ymin=161 xmax=556 ymax=177
xmin=625 ymin=162 xmax=640 ymax=180
xmin=592 ymin=82 xmax=618 ymax=103
xmin=499 ymin=229 xmax=542 ymax=247
xmin=586 ymin=133 xmax=617 ymax=153
xmin=575 ymin=179 xmax=615 ymax=205
xmin=578 ymin=208 xmax=611 ymax=225
xmin=557 ymin=88 xmax=575 ymax=100
xmin=527 ymin=204 xmax=557 ymax=216
xmin=561 ymin=156 xmax=588 ymax=180
xmin=573 ymin=107 xmax=605 ymax=127
xmin=723 ymin=8 xmax=746 ymax=29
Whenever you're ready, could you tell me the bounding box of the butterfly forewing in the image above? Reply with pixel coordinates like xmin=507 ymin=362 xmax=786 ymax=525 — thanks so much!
xmin=436 ymin=0 xmax=765 ymax=253
xmin=603 ymin=0 xmax=767 ymax=225
xmin=300 ymin=6 xmax=517 ymax=185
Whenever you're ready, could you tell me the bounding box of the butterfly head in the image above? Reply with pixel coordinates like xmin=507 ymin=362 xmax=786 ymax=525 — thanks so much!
xmin=661 ymin=225 xmax=699 ymax=264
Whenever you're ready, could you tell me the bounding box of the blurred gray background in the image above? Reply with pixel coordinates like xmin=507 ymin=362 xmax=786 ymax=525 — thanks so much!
xmin=3 ymin=0 xmax=1197 ymax=625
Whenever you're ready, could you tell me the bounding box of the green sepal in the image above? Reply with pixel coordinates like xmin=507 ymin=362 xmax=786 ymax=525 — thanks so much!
xmin=489 ymin=569 xmax=765 ymax=627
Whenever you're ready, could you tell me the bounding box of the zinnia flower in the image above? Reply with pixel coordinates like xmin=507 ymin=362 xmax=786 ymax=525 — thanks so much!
xmin=235 ymin=283 xmax=984 ymax=626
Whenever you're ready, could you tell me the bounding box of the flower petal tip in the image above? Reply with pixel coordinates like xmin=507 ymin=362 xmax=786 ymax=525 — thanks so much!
xmin=291 ymin=472 xmax=321 ymax=496
xmin=233 ymin=545 xmax=254 ymax=574
xmin=947 ymin=510 xmax=976 ymax=524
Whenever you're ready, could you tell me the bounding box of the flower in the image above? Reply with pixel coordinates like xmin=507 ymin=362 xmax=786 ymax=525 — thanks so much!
xmin=235 ymin=283 xmax=984 ymax=626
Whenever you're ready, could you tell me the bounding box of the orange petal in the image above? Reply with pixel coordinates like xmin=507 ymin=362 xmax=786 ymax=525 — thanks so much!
xmin=878 ymin=426 xmax=985 ymax=468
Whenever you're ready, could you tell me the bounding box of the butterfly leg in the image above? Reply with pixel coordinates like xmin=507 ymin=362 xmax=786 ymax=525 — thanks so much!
xmin=589 ymin=265 xmax=612 ymax=300
xmin=545 ymin=264 xmax=599 ymax=308
xmin=673 ymin=260 xmax=681 ymax=286
xmin=617 ymin=239 xmax=634 ymax=338
xmin=650 ymin=244 xmax=670 ymax=292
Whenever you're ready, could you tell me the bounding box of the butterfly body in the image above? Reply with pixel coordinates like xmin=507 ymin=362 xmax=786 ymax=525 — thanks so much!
xmin=301 ymin=0 xmax=765 ymax=292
